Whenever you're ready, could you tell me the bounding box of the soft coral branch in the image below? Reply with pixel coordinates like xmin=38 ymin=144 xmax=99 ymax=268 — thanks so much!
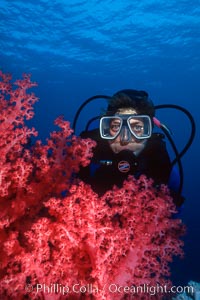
xmin=0 ymin=71 xmax=95 ymax=288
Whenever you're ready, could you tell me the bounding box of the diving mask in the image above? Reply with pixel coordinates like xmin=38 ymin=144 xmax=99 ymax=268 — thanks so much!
xmin=99 ymin=114 xmax=152 ymax=140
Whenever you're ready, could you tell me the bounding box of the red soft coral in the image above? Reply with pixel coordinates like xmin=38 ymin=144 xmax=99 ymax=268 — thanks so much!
xmin=0 ymin=178 xmax=184 ymax=300
xmin=0 ymin=71 xmax=95 ymax=282
xmin=0 ymin=71 xmax=185 ymax=300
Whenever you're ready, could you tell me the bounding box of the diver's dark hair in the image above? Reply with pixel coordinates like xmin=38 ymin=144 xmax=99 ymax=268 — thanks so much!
xmin=107 ymin=89 xmax=155 ymax=119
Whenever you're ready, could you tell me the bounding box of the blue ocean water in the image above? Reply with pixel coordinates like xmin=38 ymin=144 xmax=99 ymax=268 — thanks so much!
xmin=1 ymin=0 xmax=199 ymax=287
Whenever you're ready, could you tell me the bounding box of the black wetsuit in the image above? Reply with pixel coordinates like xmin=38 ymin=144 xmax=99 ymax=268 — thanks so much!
xmin=79 ymin=129 xmax=172 ymax=196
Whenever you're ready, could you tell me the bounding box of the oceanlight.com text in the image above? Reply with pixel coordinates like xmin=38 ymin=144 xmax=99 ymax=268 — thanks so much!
xmin=25 ymin=282 xmax=194 ymax=297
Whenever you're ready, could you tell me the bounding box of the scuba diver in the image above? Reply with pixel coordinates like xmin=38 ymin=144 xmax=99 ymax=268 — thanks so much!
xmin=73 ymin=89 xmax=195 ymax=207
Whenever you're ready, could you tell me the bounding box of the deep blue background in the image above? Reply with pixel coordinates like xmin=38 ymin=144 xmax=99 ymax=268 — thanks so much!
xmin=1 ymin=0 xmax=199 ymax=287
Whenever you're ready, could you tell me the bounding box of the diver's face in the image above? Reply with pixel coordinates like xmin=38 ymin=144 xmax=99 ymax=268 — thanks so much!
xmin=108 ymin=108 xmax=147 ymax=155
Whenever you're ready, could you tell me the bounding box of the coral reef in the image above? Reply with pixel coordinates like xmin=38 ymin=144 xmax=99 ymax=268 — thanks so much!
xmin=0 ymin=71 xmax=185 ymax=299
